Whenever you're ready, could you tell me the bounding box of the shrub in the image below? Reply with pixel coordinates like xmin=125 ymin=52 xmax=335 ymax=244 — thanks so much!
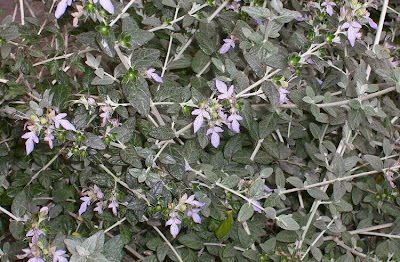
xmin=0 ymin=0 xmax=399 ymax=261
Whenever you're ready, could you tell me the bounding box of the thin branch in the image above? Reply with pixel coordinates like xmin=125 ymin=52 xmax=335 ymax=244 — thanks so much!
xmin=357 ymin=232 xmax=400 ymax=239
xmin=277 ymin=86 xmax=396 ymax=109
xmin=104 ymin=217 xmax=127 ymax=233
xmin=26 ymin=145 xmax=67 ymax=187
xmin=143 ymin=215 xmax=183 ymax=262
xmin=19 ymin=0 xmax=25 ymax=25
xmin=349 ymin=223 xmax=393 ymax=234
xmin=279 ymin=165 xmax=400 ymax=195
xmin=32 ymin=48 xmax=94 ymax=67
xmin=367 ymin=0 xmax=389 ymax=79
xmin=109 ymin=0 xmax=137 ymax=26
xmin=301 ymin=220 xmax=334 ymax=259
xmin=0 ymin=206 xmax=22 ymax=222
xmin=333 ymin=238 xmax=367 ymax=259
xmin=207 ymin=0 xmax=229 ymax=23
xmin=250 ymin=139 xmax=264 ymax=161
xmin=236 ymin=68 xmax=281 ymax=98
xmin=99 ymin=164 xmax=150 ymax=205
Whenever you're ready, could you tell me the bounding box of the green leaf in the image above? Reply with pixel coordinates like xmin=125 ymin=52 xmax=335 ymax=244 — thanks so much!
xmin=84 ymin=133 xmax=106 ymax=150
xmin=364 ymin=155 xmax=383 ymax=171
xmin=220 ymin=175 xmax=241 ymax=189
xmin=124 ymin=76 xmax=150 ymax=116
xmin=195 ymin=32 xmax=216 ymax=55
xmin=215 ymin=210 xmax=233 ymax=238
xmin=156 ymin=243 xmax=169 ymax=261
xmin=287 ymin=177 xmax=303 ymax=188
xmin=149 ymin=126 xmax=176 ymax=140
xmin=260 ymin=167 xmax=273 ymax=178
xmin=249 ymin=179 xmax=264 ymax=198
xmin=241 ymin=7 xmax=271 ymax=20
xmin=122 ymin=17 xmax=155 ymax=50
xmin=178 ymin=233 xmax=204 ymax=250
xmin=51 ymin=84 xmax=72 ymax=110
xmin=260 ymin=238 xmax=276 ymax=253
xmin=259 ymin=114 xmax=278 ymax=139
xmin=103 ymin=235 xmax=124 ymax=262
xmin=191 ymin=50 xmax=210 ymax=74
xmin=131 ymin=49 xmax=161 ymax=70
xmin=11 ymin=191 xmax=27 ymax=217
xmin=238 ymin=203 xmax=254 ymax=222
xmin=224 ymin=134 xmax=242 ymax=160
xmin=120 ymin=149 xmax=143 ymax=168
xmin=276 ymin=214 xmax=300 ymax=231
xmin=81 ymin=230 xmax=105 ymax=254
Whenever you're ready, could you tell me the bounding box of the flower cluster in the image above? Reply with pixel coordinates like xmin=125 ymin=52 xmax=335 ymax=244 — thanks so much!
xmin=21 ymin=109 xmax=76 ymax=155
xmin=165 ymin=194 xmax=204 ymax=238
xmin=339 ymin=2 xmax=377 ymax=46
xmin=192 ymin=80 xmax=242 ymax=147
xmin=17 ymin=207 xmax=68 ymax=262
xmin=79 ymin=185 xmax=119 ymax=216
xmin=55 ymin=0 xmax=114 ymax=19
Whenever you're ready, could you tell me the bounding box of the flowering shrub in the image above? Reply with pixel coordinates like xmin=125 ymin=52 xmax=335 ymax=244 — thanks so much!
xmin=0 ymin=0 xmax=400 ymax=261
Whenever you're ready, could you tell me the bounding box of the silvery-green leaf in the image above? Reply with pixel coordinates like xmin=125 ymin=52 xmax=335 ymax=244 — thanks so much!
xmin=276 ymin=214 xmax=300 ymax=231
xmin=238 ymin=203 xmax=255 ymax=222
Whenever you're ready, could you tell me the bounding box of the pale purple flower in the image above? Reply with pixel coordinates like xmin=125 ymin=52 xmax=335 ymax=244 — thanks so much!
xmin=166 ymin=215 xmax=181 ymax=238
xmin=264 ymin=185 xmax=273 ymax=193
xmin=364 ymin=11 xmax=377 ymax=30
xmin=192 ymin=108 xmax=211 ymax=133
xmin=52 ymin=249 xmax=68 ymax=262
xmin=227 ymin=0 xmax=240 ymax=10
xmin=255 ymin=19 xmax=263 ymax=26
xmin=94 ymin=201 xmax=105 ymax=214
xmin=304 ymin=55 xmax=314 ymax=65
xmin=79 ymin=186 xmax=103 ymax=216
xmin=216 ymin=80 xmax=235 ymax=100
xmin=79 ymin=196 xmax=91 ymax=216
xmin=55 ymin=0 xmax=73 ymax=19
xmin=206 ymin=126 xmax=224 ymax=148
xmin=227 ymin=113 xmax=243 ymax=133
xmin=341 ymin=21 xmax=362 ymax=47
xmin=93 ymin=0 xmax=114 ymax=14
xmin=16 ymin=247 xmax=32 ymax=260
xmin=145 ymin=68 xmax=163 ymax=83
xmin=54 ymin=113 xmax=76 ymax=131
xmin=187 ymin=208 xmax=202 ymax=223
xmin=28 ymin=258 xmax=45 ymax=262
xmin=109 ymin=118 xmax=120 ymax=127
xmin=252 ymin=200 xmax=263 ymax=213
xmin=185 ymin=194 xmax=205 ymax=207
xmin=108 ymin=195 xmax=119 ymax=216
xmin=218 ymin=37 xmax=235 ymax=54
xmin=278 ymin=87 xmax=290 ymax=104
xmin=93 ymin=185 xmax=104 ymax=199
xmin=184 ymin=161 xmax=192 ymax=171
xmin=385 ymin=170 xmax=396 ymax=188
xmin=100 ymin=106 xmax=112 ymax=127
xmin=43 ymin=129 xmax=54 ymax=149
xmin=39 ymin=206 xmax=49 ymax=216
xmin=316 ymin=78 xmax=323 ymax=85
xmin=26 ymin=229 xmax=44 ymax=245
xmin=321 ymin=2 xmax=336 ymax=16
xmin=21 ymin=131 xmax=39 ymax=155
xmin=389 ymin=58 xmax=400 ymax=68
xmin=385 ymin=42 xmax=397 ymax=50
xmin=87 ymin=97 xmax=96 ymax=105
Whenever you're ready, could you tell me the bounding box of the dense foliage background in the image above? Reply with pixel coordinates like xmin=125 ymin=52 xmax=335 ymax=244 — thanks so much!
xmin=0 ymin=0 xmax=400 ymax=261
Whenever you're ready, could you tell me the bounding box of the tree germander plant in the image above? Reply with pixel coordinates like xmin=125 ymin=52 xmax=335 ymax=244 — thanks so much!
xmin=0 ymin=0 xmax=399 ymax=261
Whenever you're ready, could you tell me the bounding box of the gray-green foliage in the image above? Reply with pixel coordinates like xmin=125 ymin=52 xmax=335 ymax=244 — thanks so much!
xmin=0 ymin=0 xmax=400 ymax=261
